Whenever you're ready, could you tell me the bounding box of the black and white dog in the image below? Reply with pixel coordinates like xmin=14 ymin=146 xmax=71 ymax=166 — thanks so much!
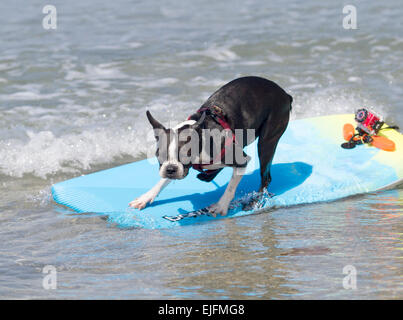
xmin=129 ymin=76 xmax=292 ymax=216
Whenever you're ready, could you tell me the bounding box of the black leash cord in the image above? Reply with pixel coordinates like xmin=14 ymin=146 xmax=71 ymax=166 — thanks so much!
xmin=380 ymin=125 xmax=400 ymax=131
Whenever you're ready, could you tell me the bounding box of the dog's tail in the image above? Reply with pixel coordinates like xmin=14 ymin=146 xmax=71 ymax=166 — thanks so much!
xmin=287 ymin=93 xmax=293 ymax=111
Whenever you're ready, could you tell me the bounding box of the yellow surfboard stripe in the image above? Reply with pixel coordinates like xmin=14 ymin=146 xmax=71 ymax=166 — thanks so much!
xmin=304 ymin=114 xmax=403 ymax=180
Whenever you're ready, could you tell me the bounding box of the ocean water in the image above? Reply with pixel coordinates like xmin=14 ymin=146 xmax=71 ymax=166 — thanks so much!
xmin=0 ymin=0 xmax=402 ymax=299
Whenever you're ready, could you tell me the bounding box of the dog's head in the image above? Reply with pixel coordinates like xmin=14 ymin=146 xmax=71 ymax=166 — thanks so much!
xmin=146 ymin=110 xmax=205 ymax=180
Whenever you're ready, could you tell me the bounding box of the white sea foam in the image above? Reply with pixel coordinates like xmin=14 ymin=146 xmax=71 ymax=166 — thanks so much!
xmin=371 ymin=46 xmax=391 ymax=53
xmin=133 ymin=77 xmax=179 ymax=88
xmin=239 ymin=60 xmax=266 ymax=66
xmin=311 ymin=45 xmax=330 ymax=53
xmin=0 ymin=85 xmax=389 ymax=180
xmin=267 ymin=52 xmax=284 ymax=63
xmin=330 ymin=37 xmax=357 ymax=45
xmin=288 ymin=83 xmax=319 ymax=90
xmin=181 ymin=44 xmax=239 ymax=61
xmin=0 ymin=91 xmax=60 ymax=101
xmin=348 ymin=77 xmax=362 ymax=83
xmin=65 ymin=63 xmax=128 ymax=81
xmin=127 ymin=42 xmax=143 ymax=48
xmin=0 ymin=83 xmax=61 ymax=101
xmin=0 ymin=126 xmax=150 ymax=179
xmin=291 ymin=88 xmax=388 ymax=121
xmin=188 ymin=76 xmax=226 ymax=87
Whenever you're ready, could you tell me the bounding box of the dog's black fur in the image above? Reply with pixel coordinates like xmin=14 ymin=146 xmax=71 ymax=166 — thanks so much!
xmin=188 ymin=76 xmax=292 ymax=191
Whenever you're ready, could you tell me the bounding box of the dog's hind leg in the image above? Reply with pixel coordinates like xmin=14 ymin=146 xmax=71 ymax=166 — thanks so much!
xmin=257 ymin=114 xmax=290 ymax=192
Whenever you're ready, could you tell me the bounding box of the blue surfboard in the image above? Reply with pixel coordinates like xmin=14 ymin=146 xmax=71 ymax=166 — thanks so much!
xmin=51 ymin=114 xmax=403 ymax=229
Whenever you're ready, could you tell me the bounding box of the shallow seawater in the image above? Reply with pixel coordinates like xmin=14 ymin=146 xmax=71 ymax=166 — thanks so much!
xmin=0 ymin=0 xmax=402 ymax=299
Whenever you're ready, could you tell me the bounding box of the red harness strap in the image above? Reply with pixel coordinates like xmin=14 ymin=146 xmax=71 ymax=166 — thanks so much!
xmin=188 ymin=106 xmax=236 ymax=175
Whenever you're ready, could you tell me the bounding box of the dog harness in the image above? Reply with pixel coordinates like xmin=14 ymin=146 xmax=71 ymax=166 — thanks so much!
xmin=188 ymin=105 xmax=237 ymax=178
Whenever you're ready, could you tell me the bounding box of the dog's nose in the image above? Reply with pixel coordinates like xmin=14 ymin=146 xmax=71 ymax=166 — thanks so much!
xmin=166 ymin=165 xmax=177 ymax=175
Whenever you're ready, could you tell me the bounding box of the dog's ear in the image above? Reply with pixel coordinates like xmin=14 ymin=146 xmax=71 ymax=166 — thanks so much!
xmin=146 ymin=110 xmax=166 ymax=130
xmin=191 ymin=111 xmax=206 ymax=129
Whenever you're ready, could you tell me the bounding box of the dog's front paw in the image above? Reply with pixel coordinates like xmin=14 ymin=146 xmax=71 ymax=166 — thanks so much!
xmin=208 ymin=201 xmax=229 ymax=217
xmin=129 ymin=193 xmax=155 ymax=210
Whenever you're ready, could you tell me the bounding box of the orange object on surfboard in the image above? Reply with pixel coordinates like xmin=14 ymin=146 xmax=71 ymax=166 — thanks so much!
xmin=342 ymin=121 xmax=396 ymax=151
xmin=371 ymin=135 xmax=396 ymax=152
xmin=342 ymin=108 xmax=398 ymax=152
xmin=343 ymin=123 xmax=355 ymax=141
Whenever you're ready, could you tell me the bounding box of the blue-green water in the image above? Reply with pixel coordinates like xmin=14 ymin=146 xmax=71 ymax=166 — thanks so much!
xmin=0 ymin=0 xmax=402 ymax=299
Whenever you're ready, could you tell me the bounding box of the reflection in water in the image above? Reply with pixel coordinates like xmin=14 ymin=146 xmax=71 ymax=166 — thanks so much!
xmin=279 ymin=246 xmax=331 ymax=256
xmin=162 ymin=218 xmax=299 ymax=298
xmin=147 ymin=189 xmax=402 ymax=299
